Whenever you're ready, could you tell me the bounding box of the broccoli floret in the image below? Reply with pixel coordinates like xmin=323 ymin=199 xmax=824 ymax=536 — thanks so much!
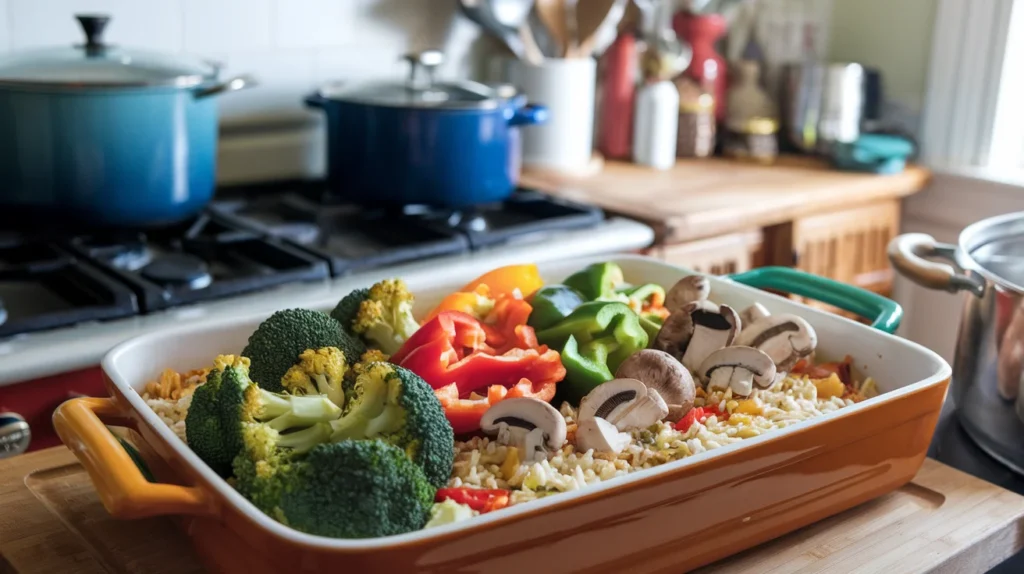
xmin=233 ymin=439 xmax=435 ymax=539
xmin=243 ymin=308 xmax=365 ymax=392
xmin=351 ymin=279 xmax=421 ymax=356
xmin=185 ymin=362 xmax=341 ymax=476
xmin=281 ymin=347 xmax=347 ymax=408
xmin=328 ymin=362 xmax=454 ymax=488
xmin=330 ymin=288 xmax=369 ymax=334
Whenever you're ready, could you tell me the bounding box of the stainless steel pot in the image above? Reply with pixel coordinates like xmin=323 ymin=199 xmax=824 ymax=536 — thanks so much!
xmin=889 ymin=213 xmax=1024 ymax=474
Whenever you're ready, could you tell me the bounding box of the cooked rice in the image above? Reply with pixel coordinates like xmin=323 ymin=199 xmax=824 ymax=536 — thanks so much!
xmin=141 ymin=363 xmax=878 ymax=508
xmin=448 ymin=373 xmax=878 ymax=505
xmin=142 ymin=369 xmax=208 ymax=442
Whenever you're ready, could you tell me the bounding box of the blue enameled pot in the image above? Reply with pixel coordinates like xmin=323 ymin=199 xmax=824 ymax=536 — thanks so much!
xmin=0 ymin=15 xmax=256 ymax=228
xmin=304 ymin=51 xmax=548 ymax=208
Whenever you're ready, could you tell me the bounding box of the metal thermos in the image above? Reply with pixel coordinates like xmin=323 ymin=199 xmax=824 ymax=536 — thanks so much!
xmin=781 ymin=62 xmax=865 ymax=154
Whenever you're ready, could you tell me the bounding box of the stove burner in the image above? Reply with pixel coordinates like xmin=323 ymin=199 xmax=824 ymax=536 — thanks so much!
xmin=76 ymin=234 xmax=152 ymax=271
xmin=139 ymin=253 xmax=213 ymax=290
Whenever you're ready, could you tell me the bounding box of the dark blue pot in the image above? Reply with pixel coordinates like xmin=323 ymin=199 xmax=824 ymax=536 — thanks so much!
xmin=0 ymin=14 xmax=256 ymax=228
xmin=305 ymin=92 xmax=547 ymax=207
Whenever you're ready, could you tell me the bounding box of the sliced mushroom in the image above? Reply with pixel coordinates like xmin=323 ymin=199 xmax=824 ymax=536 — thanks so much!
xmin=578 ymin=378 xmax=669 ymax=431
xmin=739 ymin=303 xmax=770 ymax=329
xmin=654 ymin=301 xmax=741 ymax=372
xmin=575 ymin=417 xmax=632 ymax=455
xmin=735 ymin=314 xmax=818 ymax=372
xmin=698 ymin=346 xmax=777 ymax=397
xmin=665 ymin=275 xmax=711 ymax=313
xmin=615 ymin=349 xmax=696 ymax=421
xmin=480 ymin=398 xmax=567 ymax=462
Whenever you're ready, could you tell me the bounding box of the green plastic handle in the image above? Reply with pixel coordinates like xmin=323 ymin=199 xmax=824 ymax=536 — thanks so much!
xmin=728 ymin=267 xmax=903 ymax=334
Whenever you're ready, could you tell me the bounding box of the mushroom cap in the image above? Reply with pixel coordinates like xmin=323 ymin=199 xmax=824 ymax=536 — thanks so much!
xmin=480 ymin=397 xmax=567 ymax=451
xmin=739 ymin=303 xmax=771 ymax=328
xmin=578 ymin=378 xmax=669 ymax=431
xmin=655 ymin=300 xmax=741 ymax=372
xmin=665 ymin=275 xmax=711 ymax=313
xmin=735 ymin=313 xmax=818 ymax=372
xmin=575 ymin=417 xmax=632 ymax=455
xmin=615 ymin=349 xmax=696 ymax=421
xmin=578 ymin=378 xmax=649 ymax=422
xmin=697 ymin=346 xmax=777 ymax=394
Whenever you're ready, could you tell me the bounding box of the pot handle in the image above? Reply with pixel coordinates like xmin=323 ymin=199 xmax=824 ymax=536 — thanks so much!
xmin=52 ymin=397 xmax=217 ymax=519
xmin=887 ymin=233 xmax=986 ymax=297
xmin=194 ymin=74 xmax=257 ymax=100
xmin=509 ymin=104 xmax=549 ymax=127
xmin=729 ymin=266 xmax=903 ymax=333
xmin=304 ymin=92 xmax=328 ymax=109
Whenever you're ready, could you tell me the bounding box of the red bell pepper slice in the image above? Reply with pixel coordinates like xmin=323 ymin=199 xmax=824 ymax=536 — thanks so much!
xmin=481 ymin=292 xmax=539 ymax=354
xmin=435 ymin=378 xmax=558 ymax=434
xmin=391 ymin=311 xmax=490 ymax=365
xmin=435 ymin=487 xmax=511 ymax=513
xmin=394 ymin=311 xmax=565 ymax=397
xmin=792 ymin=355 xmax=853 ymax=386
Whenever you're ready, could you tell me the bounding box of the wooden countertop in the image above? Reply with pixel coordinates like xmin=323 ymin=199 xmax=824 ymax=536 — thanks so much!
xmin=520 ymin=156 xmax=932 ymax=244
xmin=3 ymin=447 xmax=1024 ymax=573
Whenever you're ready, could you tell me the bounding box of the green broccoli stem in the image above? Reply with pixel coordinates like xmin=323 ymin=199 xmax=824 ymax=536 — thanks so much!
xmin=276 ymin=423 xmax=333 ymax=453
xmin=312 ymin=373 xmax=345 ymax=409
xmin=328 ymin=380 xmax=388 ymax=441
xmin=260 ymin=389 xmax=342 ymax=432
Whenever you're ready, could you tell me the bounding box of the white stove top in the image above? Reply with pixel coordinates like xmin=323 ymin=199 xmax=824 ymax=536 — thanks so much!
xmin=0 ymin=217 xmax=654 ymax=387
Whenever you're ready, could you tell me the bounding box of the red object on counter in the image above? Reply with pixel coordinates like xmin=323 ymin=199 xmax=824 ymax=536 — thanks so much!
xmin=674 ymin=11 xmax=728 ymax=122
xmin=0 ymin=367 xmax=106 ymax=453
xmin=597 ymin=33 xmax=638 ymax=160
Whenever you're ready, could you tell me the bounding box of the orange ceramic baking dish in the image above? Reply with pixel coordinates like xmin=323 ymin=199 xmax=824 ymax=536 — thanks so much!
xmin=53 ymin=255 xmax=951 ymax=573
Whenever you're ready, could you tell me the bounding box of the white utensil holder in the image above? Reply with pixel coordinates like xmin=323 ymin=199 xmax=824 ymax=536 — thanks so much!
xmin=504 ymin=58 xmax=597 ymax=173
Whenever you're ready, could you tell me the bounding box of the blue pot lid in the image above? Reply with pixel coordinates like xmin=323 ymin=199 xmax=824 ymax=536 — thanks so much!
xmin=0 ymin=14 xmax=217 ymax=89
xmin=317 ymin=50 xmax=502 ymax=110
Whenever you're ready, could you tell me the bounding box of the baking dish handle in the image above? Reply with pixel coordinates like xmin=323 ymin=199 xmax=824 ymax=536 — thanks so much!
xmin=729 ymin=266 xmax=903 ymax=333
xmin=52 ymin=397 xmax=217 ymax=520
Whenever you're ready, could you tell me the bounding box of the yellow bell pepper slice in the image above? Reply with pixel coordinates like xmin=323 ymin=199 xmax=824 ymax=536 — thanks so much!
xmin=460 ymin=264 xmax=543 ymax=299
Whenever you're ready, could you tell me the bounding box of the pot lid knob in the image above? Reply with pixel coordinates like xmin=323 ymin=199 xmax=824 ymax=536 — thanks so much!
xmin=75 ymin=14 xmax=111 ymax=55
xmin=402 ymin=50 xmax=444 ymax=90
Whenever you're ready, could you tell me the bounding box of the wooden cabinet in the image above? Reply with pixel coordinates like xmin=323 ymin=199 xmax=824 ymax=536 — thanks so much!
xmin=649 ymin=230 xmax=764 ymax=275
xmin=763 ymin=199 xmax=900 ymax=295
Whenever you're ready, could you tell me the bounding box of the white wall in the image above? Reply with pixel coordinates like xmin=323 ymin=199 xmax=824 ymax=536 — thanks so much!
xmin=0 ymin=0 xmax=490 ymax=182
xmin=827 ymin=0 xmax=937 ymax=130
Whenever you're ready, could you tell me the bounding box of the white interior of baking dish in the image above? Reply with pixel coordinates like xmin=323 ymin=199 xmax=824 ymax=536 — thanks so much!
xmin=102 ymin=254 xmax=952 ymax=550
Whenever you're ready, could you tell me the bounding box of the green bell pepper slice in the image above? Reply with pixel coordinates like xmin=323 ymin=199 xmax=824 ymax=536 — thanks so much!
xmin=558 ymin=335 xmax=617 ymax=404
xmin=563 ymin=262 xmax=626 ymax=301
xmin=638 ymin=314 xmax=663 ymax=341
xmin=536 ymin=301 xmax=649 ymax=375
xmin=527 ymin=284 xmax=587 ymax=331
xmin=615 ymin=283 xmax=666 ymax=308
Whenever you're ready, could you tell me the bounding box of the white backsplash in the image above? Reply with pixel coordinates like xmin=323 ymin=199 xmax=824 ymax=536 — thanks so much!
xmin=0 ymin=0 xmax=489 ymax=183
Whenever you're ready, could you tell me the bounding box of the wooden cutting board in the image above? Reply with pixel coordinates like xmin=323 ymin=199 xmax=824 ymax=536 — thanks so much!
xmin=519 ymin=156 xmax=931 ymax=244
xmin=2 ymin=447 xmax=1024 ymax=574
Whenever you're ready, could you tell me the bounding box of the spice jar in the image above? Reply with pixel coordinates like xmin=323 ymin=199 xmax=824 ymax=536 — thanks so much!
xmin=723 ymin=117 xmax=779 ymax=164
xmin=675 ymin=60 xmax=717 ymax=158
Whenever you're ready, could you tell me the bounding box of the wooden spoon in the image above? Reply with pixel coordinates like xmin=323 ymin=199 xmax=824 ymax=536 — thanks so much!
xmin=534 ymin=0 xmax=569 ymax=58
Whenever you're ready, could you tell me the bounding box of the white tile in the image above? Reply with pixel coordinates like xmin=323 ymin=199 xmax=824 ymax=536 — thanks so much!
xmin=273 ymin=0 xmax=357 ymax=49
xmin=213 ymin=49 xmax=318 ymax=126
xmin=0 ymin=0 xmax=9 ymax=53
xmin=183 ymin=0 xmax=271 ymax=53
xmin=8 ymin=0 xmax=183 ymax=52
xmin=313 ymin=44 xmax=406 ymax=85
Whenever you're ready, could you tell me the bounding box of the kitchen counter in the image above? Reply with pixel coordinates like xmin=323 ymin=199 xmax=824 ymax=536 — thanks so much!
xmin=0 ymin=218 xmax=654 ymax=387
xmin=520 ymin=156 xmax=931 ymax=243
xmin=3 ymin=447 xmax=1024 ymax=573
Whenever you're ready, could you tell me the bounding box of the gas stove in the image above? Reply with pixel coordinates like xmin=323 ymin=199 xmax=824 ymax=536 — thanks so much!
xmin=0 ymin=182 xmax=604 ymax=338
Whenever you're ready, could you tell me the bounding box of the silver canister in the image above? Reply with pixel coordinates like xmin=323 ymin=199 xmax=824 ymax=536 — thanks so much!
xmin=781 ymin=63 xmax=826 ymax=152
xmin=817 ymin=63 xmax=865 ymax=154
xmin=781 ymin=62 xmax=865 ymax=154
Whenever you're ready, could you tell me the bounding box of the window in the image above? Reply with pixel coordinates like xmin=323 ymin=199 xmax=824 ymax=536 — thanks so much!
xmin=920 ymin=0 xmax=1024 ymax=172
